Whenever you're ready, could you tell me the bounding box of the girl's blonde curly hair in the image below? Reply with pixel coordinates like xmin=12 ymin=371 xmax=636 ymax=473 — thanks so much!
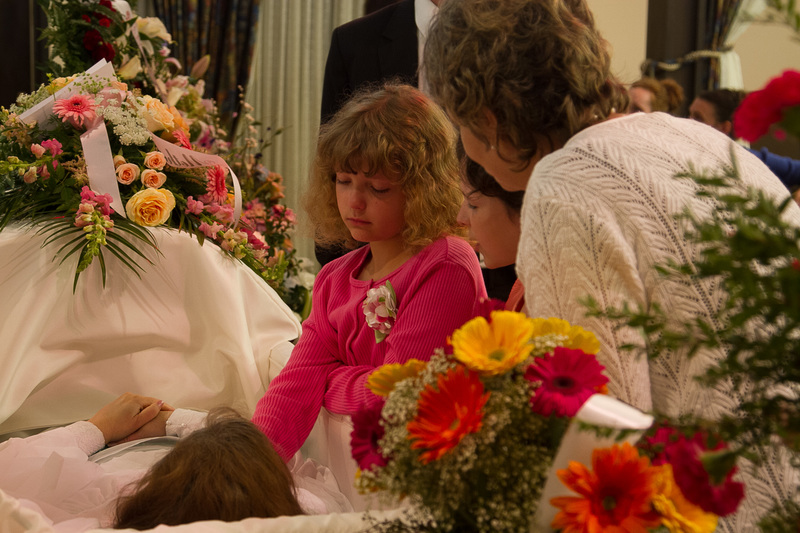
xmin=304 ymin=83 xmax=463 ymax=251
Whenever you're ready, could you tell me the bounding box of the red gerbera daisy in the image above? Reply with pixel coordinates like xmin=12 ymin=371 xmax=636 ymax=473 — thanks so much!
xmin=551 ymin=442 xmax=661 ymax=533
xmin=525 ymin=347 xmax=608 ymax=417
xmin=667 ymin=434 xmax=745 ymax=517
xmin=52 ymin=94 xmax=97 ymax=129
xmin=407 ymin=366 xmax=489 ymax=464
xmin=204 ymin=165 xmax=229 ymax=204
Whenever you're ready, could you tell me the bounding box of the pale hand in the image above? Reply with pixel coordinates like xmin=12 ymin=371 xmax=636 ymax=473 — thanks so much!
xmin=110 ymin=409 xmax=175 ymax=445
xmin=88 ymin=393 xmax=168 ymax=444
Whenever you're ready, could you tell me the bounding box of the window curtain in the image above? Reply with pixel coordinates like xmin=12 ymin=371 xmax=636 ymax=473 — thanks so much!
xmin=704 ymin=0 xmax=767 ymax=89
xmin=245 ymin=0 xmax=362 ymax=264
xmin=150 ymin=0 xmax=261 ymax=137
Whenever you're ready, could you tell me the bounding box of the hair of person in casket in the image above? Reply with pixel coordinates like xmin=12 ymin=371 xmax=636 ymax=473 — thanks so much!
xmin=114 ymin=408 xmax=304 ymax=530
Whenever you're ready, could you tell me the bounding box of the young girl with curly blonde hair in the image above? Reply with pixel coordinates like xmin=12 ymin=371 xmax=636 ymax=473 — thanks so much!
xmin=252 ymin=83 xmax=486 ymax=462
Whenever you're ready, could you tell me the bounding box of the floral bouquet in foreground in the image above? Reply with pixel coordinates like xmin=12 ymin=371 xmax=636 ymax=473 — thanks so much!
xmin=0 ymin=65 xmax=289 ymax=294
xmin=351 ymin=311 xmax=608 ymax=532
xmin=550 ymin=422 xmax=744 ymax=533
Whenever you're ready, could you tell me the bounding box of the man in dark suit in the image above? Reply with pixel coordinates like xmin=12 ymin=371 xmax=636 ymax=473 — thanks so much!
xmin=320 ymin=0 xmax=418 ymax=125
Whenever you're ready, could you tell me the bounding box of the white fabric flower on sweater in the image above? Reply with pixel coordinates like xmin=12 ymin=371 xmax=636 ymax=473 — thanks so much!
xmin=362 ymin=281 xmax=397 ymax=343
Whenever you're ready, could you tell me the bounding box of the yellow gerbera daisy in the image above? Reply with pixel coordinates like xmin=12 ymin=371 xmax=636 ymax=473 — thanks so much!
xmin=652 ymin=464 xmax=718 ymax=533
xmin=367 ymin=359 xmax=427 ymax=396
xmin=529 ymin=317 xmax=601 ymax=355
xmin=450 ymin=311 xmax=534 ymax=375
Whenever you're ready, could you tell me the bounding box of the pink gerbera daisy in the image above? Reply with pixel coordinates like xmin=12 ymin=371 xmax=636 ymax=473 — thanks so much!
xmin=204 ymin=165 xmax=228 ymax=204
xmin=172 ymin=129 xmax=192 ymax=149
xmin=52 ymin=94 xmax=97 ymax=129
xmin=525 ymin=347 xmax=608 ymax=417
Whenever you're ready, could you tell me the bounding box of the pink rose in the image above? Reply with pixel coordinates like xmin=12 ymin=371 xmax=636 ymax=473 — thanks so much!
xmin=141 ymin=169 xmax=167 ymax=188
xmin=23 ymin=167 xmax=37 ymax=184
xmin=143 ymin=151 xmax=167 ymax=170
xmin=30 ymin=144 xmax=46 ymax=158
xmin=116 ymin=163 xmax=140 ymax=185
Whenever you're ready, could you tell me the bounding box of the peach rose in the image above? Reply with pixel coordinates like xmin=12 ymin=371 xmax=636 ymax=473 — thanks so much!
xmin=125 ymin=188 xmax=175 ymax=226
xmin=113 ymin=155 xmax=127 ymax=168
xmin=141 ymin=169 xmax=167 ymax=188
xmin=116 ymin=163 xmax=140 ymax=185
xmin=143 ymin=151 xmax=166 ymax=170
xmin=140 ymin=95 xmax=175 ymax=133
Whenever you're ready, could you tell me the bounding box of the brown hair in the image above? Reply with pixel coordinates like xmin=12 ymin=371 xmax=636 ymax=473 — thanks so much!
xmin=696 ymin=88 xmax=747 ymax=123
xmin=630 ymin=77 xmax=685 ymax=114
xmin=304 ymin=82 xmax=463 ymax=251
xmin=424 ymin=0 xmax=629 ymax=171
xmin=456 ymin=141 xmax=524 ymax=216
xmin=114 ymin=409 xmax=304 ymax=529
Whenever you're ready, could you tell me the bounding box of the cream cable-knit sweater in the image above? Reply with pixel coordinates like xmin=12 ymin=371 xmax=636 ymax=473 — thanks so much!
xmin=518 ymin=112 xmax=800 ymax=532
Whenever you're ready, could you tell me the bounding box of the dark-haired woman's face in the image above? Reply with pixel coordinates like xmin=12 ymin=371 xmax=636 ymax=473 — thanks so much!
xmin=457 ymin=179 xmax=521 ymax=269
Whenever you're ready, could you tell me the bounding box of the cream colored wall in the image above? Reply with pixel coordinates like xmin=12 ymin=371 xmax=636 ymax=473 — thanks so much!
xmin=734 ymin=21 xmax=800 ymax=91
xmin=589 ymin=0 xmax=648 ymax=85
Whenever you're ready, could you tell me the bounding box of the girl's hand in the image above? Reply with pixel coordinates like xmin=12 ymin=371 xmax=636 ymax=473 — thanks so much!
xmin=109 ymin=408 xmax=175 ymax=445
xmin=88 ymin=393 xmax=165 ymax=444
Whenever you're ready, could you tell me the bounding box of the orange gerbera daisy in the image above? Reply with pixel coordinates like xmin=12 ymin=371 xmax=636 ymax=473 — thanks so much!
xmin=551 ymin=442 xmax=661 ymax=533
xmin=407 ymin=366 xmax=489 ymax=464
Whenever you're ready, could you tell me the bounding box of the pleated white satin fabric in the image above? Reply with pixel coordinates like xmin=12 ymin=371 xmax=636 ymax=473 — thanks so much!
xmin=0 ymin=224 xmax=301 ymax=436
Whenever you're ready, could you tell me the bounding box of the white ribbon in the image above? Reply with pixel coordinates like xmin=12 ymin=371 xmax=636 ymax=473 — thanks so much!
xmin=532 ymin=394 xmax=654 ymax=531
xmin=81 ymin=120 xmax=127 ymax=217
xmin=149 ymin=133 xmax=243 ymax=225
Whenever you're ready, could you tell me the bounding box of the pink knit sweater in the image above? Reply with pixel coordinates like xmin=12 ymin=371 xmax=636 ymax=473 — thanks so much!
xmin=252 ymin=236 xmax=486 ymax=461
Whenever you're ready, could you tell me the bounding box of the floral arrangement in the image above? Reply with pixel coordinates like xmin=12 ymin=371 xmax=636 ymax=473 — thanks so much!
xmin=350 ymin=311 xmax=608 ymax=532
xmin=9 ymin=0 xmax=312 ymax=316
xmin=733 ymin=69 xmax=800 ymax=142
xmin=551 ymin=424 xmax=744 ymax=533
xmin=39 ymin=0 xmax=172 ymax=96
xmin=0 ymin=68 xmax=291 ymax=297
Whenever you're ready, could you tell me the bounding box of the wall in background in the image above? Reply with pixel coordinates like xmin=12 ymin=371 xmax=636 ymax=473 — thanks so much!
xmin=590 ymin=0 xmax=649 ymax=85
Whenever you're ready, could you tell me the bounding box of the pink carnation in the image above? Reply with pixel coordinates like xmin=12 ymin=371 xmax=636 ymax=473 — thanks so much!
xmin=52 ymin=94 xmax=97 ymax=129
xmin=185 ymin=196 xmax=204 ymax=215
xmin=41 ymin=139 xmax=63 ymax=156
xmin=198 ymin=221 xmax=224 ymax=239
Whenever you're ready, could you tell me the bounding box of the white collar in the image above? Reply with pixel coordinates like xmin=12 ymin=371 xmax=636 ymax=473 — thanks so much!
xmin=415 ymin=0 xmax=438 ymax=38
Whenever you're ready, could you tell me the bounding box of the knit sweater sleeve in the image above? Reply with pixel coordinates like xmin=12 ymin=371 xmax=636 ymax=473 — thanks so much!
xmin=323 ymin=240 xmax=485 ymax=413
xmin=251 ymin=276 xmax=340 ymax=462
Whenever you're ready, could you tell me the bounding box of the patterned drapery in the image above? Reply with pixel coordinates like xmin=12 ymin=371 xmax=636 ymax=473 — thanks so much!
xmin=703 ymin=0 xmax=767 ymax=89
xmin=151 ymin=0 xmax=260 ymax=138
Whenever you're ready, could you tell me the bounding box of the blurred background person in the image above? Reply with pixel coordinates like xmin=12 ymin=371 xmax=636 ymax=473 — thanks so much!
xmin=628 ymin=76 xmax=685 ymax=114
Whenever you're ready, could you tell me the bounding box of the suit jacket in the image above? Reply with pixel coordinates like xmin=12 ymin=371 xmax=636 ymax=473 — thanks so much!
xmin=320 ymin=0 xmax=418 ymax=124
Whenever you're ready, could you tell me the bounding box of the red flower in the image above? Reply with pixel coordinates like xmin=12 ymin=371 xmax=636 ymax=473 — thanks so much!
xmin=98 ymin=17 xmax=112 ymax=27
xmin=734 ymin=70 xmax=800 ymax=142
xmin=81 ymin=14 xmax=91 ymax=23
xmin=82 ymin=29 xmax=103 ymax=51
xmin=551 ymin=442 xmax=661 ymax=533
xmin=350 ymin=401 xmax=388 ymax=471
xmin=407 ymin=366 xmax=489 ymax=464
xmin=99 ymin=0 xmax=114 ymax=9
xmin=525 ymin=347 xmax=608 ymax=417
xmin=91 ymin=41 xmax=115 ymax=62
xmin=668 ymin=435 xmax=745 ymax=517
